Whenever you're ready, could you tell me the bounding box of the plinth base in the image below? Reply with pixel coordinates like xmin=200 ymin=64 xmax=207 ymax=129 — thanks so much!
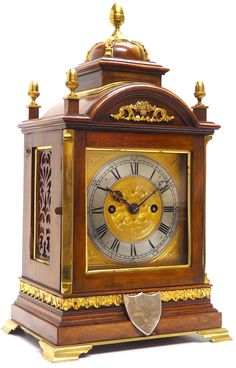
xmin=2 ymin=319 xmax=232 ymax=363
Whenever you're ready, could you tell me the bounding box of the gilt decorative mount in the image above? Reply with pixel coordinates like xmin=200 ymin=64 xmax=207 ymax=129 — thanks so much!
xmin=19 ymin=280 xmax=211 ymax=311
xmin=110 ymin=101 xmax=174 ymax=123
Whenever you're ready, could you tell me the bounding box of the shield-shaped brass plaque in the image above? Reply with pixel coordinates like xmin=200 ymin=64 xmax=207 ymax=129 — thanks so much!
xmin=124 ymin=292 xmax=162 ymax=336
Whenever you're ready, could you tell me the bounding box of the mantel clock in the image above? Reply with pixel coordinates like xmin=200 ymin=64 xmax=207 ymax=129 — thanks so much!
xmin=2 ymin=3 xmax=231 ymax=362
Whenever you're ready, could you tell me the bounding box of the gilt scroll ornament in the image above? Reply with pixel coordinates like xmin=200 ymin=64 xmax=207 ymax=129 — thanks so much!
xmin=110 ymin=101 xmax=174 ymax=123
xmin=19 ymin=280 xmax=211 ymax=311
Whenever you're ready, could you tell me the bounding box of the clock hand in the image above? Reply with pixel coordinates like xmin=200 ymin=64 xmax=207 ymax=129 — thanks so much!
xmin=137 ymin=188 xmax=158 ymax=208
xmin=137 ymin=179 xmax=170 ymax=208
xmin=106 ymin=187 xmax=130 ymax=206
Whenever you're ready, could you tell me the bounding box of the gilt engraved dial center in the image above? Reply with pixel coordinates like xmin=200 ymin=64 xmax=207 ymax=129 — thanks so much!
xmin=104 ymin=175 xmax=162 ymax=244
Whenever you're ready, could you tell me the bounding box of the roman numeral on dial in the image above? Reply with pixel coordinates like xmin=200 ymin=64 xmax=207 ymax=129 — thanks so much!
xmin=97 ymin=186 xmax=109 ymax=192
xmin=148 ymin=239 xmax=156 ymax=249
xmin=110 ymin=238 xmax=120 ymax=253
xmin=130 ymin=162 xmax=139 ymax=175
xmin=92 ymin=206 xmax=103 ymax=214
xmin=158 ymin=222 xmax=170 ymax=235
xmin=159 ymin=184 xmax=169 ymax=194
xmin=163 ymin=206 xmax=174 ymax=212
xmin=96 ymin=223 xmax=108 ymax=239
xmin=130 ymin=244 xmax=137 ymax=256
xmin=149 ymin=169 xmax=156 ymax=180
xmin=111 ymin=168 xmax=121 ymax=180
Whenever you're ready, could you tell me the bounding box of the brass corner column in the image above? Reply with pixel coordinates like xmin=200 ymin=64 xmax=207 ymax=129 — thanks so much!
xmin=61 ymin=130 xmax=75 ymax=294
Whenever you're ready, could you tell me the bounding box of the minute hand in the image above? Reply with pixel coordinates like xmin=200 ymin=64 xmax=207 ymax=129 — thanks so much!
xmin=137 ymin=188 xmax=159 ymax=208
xmin=137 ymin=180 xmax=170 ymax=208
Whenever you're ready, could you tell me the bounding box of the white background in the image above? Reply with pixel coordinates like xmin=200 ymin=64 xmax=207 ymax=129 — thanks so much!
xmin=0 ymin=0 xmax=235 ymax=366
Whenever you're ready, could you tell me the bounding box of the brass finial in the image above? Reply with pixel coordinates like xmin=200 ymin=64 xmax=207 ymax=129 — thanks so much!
xmin=65 ymin=68 xmax=79 ymax=99
xmin=110 ymin=3 xmax=125 ymax=39
xmin=28 ymin=81 xmax=41 ymax=107
xmin=194 ymin=81 xmax=206 ymax=107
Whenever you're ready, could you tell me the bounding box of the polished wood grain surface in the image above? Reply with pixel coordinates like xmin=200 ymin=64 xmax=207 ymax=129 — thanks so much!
xmin=75 ymin=57 xmax=169 ymax=90
xmin=22 ymin=130 xmax=62 ymax=291
xmin=12 ymin=294 xmax=221 ymax=346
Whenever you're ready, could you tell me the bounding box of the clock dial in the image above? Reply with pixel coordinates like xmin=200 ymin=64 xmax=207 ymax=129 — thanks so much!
xmin=87 ymin=155 xmax=179 ymax=264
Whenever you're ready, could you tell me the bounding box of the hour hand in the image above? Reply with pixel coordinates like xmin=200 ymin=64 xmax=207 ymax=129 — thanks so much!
xmin=158 ymin=179 xmax=170 ymax=193
xmin=106 ymin=187 xmax=130 ymax=205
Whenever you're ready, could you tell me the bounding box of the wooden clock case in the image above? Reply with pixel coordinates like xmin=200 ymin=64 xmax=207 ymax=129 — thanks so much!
xmin=4 ymin=6 xmax=231 ymax=361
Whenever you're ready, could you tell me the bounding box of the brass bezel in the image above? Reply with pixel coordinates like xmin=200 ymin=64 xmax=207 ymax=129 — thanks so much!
xmin=33 ymin=146 xmax=52 ymax=265
xmin=85 ymin=148 xmax=191 ymax=274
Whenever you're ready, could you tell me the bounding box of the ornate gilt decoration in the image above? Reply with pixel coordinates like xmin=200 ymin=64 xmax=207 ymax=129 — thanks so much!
xmin=110 ymin=3 xmax=125 ymax=40
xmin=104 ymin=38 xmax=116 ymax=57
xmin=86 ymin=4 xmax=150 ymax=62
xmin=27 ymin=81 xmax=41 ymax=108
xmin=110 ymin=101 xmax=174 ymax=123
xmin=193 ymin=80 xmax=207 ymax=107
xmin=19 ymin=280 xmax=211 ymax=311
xmin=34 ymin=147 xmax=52 ymax=263
xmin=65 ymin=69 xmax=80 ymax=100
xmin=130 ymin=40 xmax=150 ymax=61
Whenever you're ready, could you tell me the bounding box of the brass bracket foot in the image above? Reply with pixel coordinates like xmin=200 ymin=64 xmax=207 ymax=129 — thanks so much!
xmin=1 ymin=319 xmax=20 ymax=334
xmin=39 ymin=340 xmax=93 ymax=363
xmin=197 ymin=328 xmax=232 ymax=342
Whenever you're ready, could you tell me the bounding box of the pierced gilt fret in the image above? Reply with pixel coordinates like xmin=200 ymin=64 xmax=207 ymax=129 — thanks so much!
xmin=33 ymin=147 xmax=52 ymax=263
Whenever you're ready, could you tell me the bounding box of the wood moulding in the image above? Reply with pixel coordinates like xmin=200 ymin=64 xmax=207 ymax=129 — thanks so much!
xmin=11 ymin=291 xmax=223 ymax=346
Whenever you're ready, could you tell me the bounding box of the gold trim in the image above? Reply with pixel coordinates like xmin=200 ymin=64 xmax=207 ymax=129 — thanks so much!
xmin=27 ymin=81 xmax=41 ymax=108
xmin=204 ymin=273 xmax=211 ymax=284
xmin=203 ymin=136 xmax=212 ymax=278
xmin=87 ymin=265 xmax=190 ymax=274
xmin=33 ymin=146 xmax=52 ymax=265
xmin=111 ymin=101 xmax=174 ymax=123
xmin=110 ymin=3 xmax=125 ymax=40
xmin=193 ymin=81 xmax=206 ymax=107
xmin=76 ymin=81 xmax=129 ymax=98
xmin=19 ymin=280 xmax=211 ymax=311
xmin=5 ymin=321 xmax=231 ymax=362
xmin=130 ymin=40 xmax=150 ymax=61
xmin=86 ymin=148 xmax=191 ymax=274
xmin=39 ymin=340 xmax=92 ymax=363
xmin=197 ymin=328 xmax=232 ymax=343
xmin=104 ymin=37 xmax=116 ymax=57
xmin=64 ymin=69 xmax=80 ymax=100
xmin=1 ymin=320 xmax=20 ymax=334
xmin=61 ymin=130 xmax=74 ymax=294
xmin=187 ymin=151 xmax=192 ymax=266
